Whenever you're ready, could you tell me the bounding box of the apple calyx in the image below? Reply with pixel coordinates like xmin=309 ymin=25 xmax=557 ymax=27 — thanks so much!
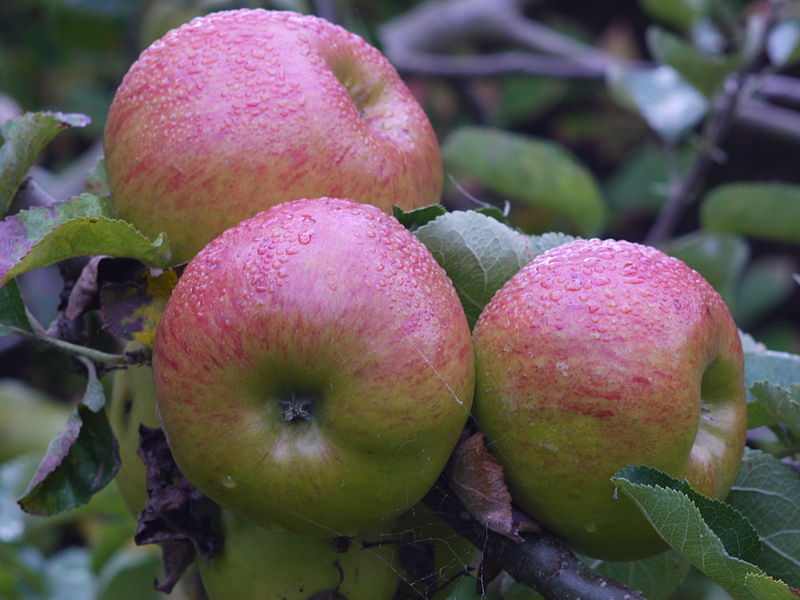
xmin=279 ymin=390 xmax=318 ymax=423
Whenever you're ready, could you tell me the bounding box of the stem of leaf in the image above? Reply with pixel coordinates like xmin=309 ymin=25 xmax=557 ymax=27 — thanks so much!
xmin=776 ymin=443 xmax=800 ymax=459
xmin=2 ymin=324 xmax=132 ymax=366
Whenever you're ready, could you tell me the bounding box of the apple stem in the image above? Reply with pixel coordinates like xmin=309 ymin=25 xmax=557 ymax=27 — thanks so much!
xmin=278 ymin=392 xmax=316 ymax=423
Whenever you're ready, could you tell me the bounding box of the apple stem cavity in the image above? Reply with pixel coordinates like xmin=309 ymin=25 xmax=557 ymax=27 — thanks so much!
xmin=278 ymin=391 xmax=318 ymax=423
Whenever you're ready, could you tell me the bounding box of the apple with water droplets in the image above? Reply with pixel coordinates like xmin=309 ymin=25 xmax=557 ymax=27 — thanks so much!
xmin=472 ymin=239 xmax=747 ymax=560
xmin=152 ymin=197 xmax=474 ymax=535
xmin=104 ymin=9 xmax=443 ymax=264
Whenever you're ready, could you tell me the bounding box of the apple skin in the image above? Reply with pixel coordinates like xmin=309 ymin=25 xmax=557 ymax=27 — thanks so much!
xmin=104 ymin=9 xmax=443 ymax=264
xmin=152 ymin=197 xmax=474 ymax=536
xmin=108 ymin=345 xmax=161 ymax=516
xmin=198 ymin=510 xmax=400 ymax=600
xmin=472 ymin=239 xmax=747 ymax=561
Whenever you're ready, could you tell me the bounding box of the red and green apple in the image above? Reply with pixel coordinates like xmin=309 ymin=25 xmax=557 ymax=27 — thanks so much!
xmin=472 ymin=239 xmax=747 ymax=560
xmin=104 ymin=9 xmax=443 ymax=264
xmin=152 ymin=197 xmax=474 ymax=535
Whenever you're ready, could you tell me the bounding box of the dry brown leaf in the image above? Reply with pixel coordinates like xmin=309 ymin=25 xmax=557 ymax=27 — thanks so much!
xmin=446 ymin=432 xmax=539 ymax=541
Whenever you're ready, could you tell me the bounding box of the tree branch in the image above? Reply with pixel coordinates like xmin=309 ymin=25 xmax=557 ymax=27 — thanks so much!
xmin=1 ymin=324 xmax=133 ymax=366
xmin=423 ymin=479 xmax=646 ymax=600
xmin=644 ymin=72 xmax=749 ymax=246
xmin=645 ymin=6 xmax=780 ymax=246
xmin=380 ymin=0 xmax=800 ymax=143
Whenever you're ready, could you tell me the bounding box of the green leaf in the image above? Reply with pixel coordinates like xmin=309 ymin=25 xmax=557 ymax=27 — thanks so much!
xmin=85 ymin=156 xmax=111 ymax=199
xmin=18 ymin=404 xmax=119 ymax=516
xmin=529 ymin=232 xmax=579 ymax=256
xmin=96 ymin=550 xmax=162 ymax=600
xmin=586 ymin=551 xmax=691 ymax=600
xmin=605 ymin=145 xmax=692 ymax=218
xmin=608 ymin=64 xmax=708 ymax=143
xmin=495 ymin=77 xmax=567 ymax=126
xmin=692 ymin=18 xmax=727 ymax=54
xmin=0 ymin=193 xmax=172 ymax=286
xmin=618 ymin=466 xmax=761 ymax=562
xmin=748 ymin=382 xmax=800 ymax=436
xmin=441 ymin=127 xmax=606 ymax=236
xmin=664 ymin=232 xmax=749 ymax=307
xmin=639 ymin=0 xmax=712 ymax=31
xmin=741 ymin=331 xmax=764 ymax=354
xmin=745 ymin=573 xmax=800 ymax=600
xmin=0 ymin=111 xmax=91 ymax=217
xmin=475 ymin=205 xmax=512 ymax=226
xmin=18 ymin=360 xmax=119 ymax=516
xmin=611 ymin=465 xmax=795 ymax=600
xmin=414 ymin=211 xmax=540 ymax=328
xmin=0 ymin=280 xmax=32 ymax=335
xmin=744 ymin=347 xmax=800 ymax=429
xmin=745 ymin=349 xmax=800 ymax=398
xmin=80 ymin=357 xmax=106 ymax=412
xmin=701 ymin=183 xmax=800 ymax=246
xmin=727 ymin=449 xmax=800 ymax=588
xmin=767 ymin=20 xmax=800 ymax=68
xmin=647 ymin=27 xmax=740 ymax=97
xmin=393 ymin=204 xmax=446 ymax=231
xmin=735 ymin=258 xmax=797 ymax=327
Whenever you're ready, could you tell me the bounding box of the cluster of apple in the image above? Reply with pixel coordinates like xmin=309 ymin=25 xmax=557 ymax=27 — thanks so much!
xmin=104 ymin=8 xmax=748 ymax=598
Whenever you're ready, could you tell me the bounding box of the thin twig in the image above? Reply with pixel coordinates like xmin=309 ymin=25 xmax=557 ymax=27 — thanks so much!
xmin=380 ymin=0 xmax=800 ymax=144
xmin=424 ymin=479 xmax=645 ymax=600
xmin=776 ymin=443 xmax=800 ymax=459
xmin=645 ymin=9 xmax=779 ymax=246
xmin=645 ymin=73 xmax=748 ymax=246
xmin=1 ymin=324 xmax=133 ymax=366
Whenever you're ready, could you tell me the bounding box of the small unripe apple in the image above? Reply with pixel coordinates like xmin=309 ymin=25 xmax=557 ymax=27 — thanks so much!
xmin=108 ymin=345 xmax=160 ymax=516
xmin=104 ymin=9 xmax=443 ymax=264
xmin=199 ymin=510 xmax=400 ymax=600
xmin=472 ymin=239 xmax=747 ymax=560
xmin=393 ymin=503 xmax=476 ymax=599
xmin=153 ymin=197 xmax=474 ymax=535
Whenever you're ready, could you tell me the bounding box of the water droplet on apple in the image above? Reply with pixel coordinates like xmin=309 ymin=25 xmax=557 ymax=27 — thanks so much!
xmin=539 ymin=441 xmax=559 ymax=452
xmin=222 ymin=475 xmax=236 ymax=488
xmin=585 ymin=522 xmax=597 ymax=533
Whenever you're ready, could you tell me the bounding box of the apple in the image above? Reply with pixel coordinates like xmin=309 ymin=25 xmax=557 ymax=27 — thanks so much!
xmin=152 ymin=197 xmax=474 ymax=535
xmin=108 ymin=344 xmax=161 ymax=516
xmin=104 ymin=8 xmax=443 ymax=264
xmin=393 ymin=503 xmax=477 ymax=599
xmin=108 ymin=356 xmax=401 ymax=596
xmin=472 ymin=239 xmax=747 ymax=560
xmin=199 ymin=510 xmax=401 ymax=600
